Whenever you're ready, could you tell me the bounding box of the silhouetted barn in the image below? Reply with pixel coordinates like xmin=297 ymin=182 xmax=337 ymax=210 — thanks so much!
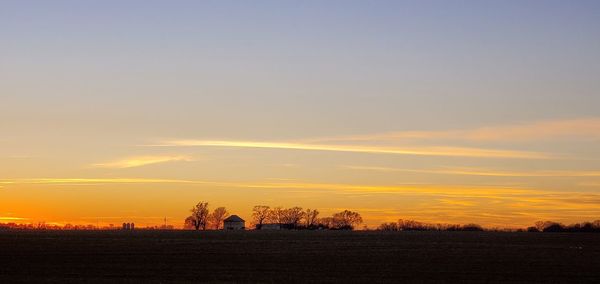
xmin=223 ymin=215 xmax=245 ymax=230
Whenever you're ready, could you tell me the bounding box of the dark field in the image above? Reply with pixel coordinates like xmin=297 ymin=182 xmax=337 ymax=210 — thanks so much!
xmin=1 ymin=230 xmax=599 ymax=283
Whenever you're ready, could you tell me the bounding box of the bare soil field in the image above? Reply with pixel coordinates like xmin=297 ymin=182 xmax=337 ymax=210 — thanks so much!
xmin=0 ymin=230 xmax=599 ymax=283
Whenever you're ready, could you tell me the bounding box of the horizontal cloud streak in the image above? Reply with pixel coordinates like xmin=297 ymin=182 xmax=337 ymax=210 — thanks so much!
xmin=6 ymin=176 xmax=597 ymax=209
xmin=313 ymin=117 xmax=600 ymax=143
xmin=0 ymin=178 xmax=197 ymax=185
xmin=93 ymin=155 xmax=192 ymax=168
xmin=79 ymin=216 xmax=171 ymax=220
xmin=0 ymin=216 xmax=28 ymax=221
xmin=344 ymin=166 xmax=600 ymax=177
xmin=151 ymin=140 xmax=551 ymax=159
xmin=0 ymin=177 xmax=562 ymax=197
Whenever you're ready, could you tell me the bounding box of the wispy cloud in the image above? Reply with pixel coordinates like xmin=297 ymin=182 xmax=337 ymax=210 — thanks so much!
xmin=0 ymin=177 xmax=539 ymax=196
xmin=150 ymin=140 xmax=551 ymax=159
xmin=79 ymin=216 xmax=170 ymax=220
xmin=92 ymin=155 xmax=193 ymax=168
xmin=0 ymin=216 xmax=28 ymax=221
xmin=0 ymin=178 xmax=197 ymax=185
xmin=6 ymin=176 xmax=600 ymax=207
xmin=343 ymin=165 xmax=600 ymax=177
xmin=5 ymin=155 xmax=34 ymax=159
xmin=312 ymin=117 xmax=600 ymax=143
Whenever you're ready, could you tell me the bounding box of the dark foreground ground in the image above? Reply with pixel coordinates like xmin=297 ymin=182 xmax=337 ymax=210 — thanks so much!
xmin=1 ymin=230 xmax=599 ymax=283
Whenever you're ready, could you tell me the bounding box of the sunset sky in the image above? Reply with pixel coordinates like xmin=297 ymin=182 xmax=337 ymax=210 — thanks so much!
xmin=2 ymin=0 xmax=600 ymax=228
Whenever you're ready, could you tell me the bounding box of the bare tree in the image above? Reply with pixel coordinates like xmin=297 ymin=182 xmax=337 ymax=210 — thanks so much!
xmin=534 ymin=221 xmax=562 ymax=232
xmin=378 ymin=222 xmax=399 ymax=231
xmin=252 ymin=205 xmax=270 ymax=229
xmin=267 ymin=207 xmax=284 ymax=224
xmin=304 ymin=209 xmax=319 ymax=228
xmin=317 ymin=217 xmax=333 ymax=229
xmin=184 ymin=216 xmax=194 ymax=229
xmin=185 ymin=202 xmax=210 ymax=230
xmin=282 ymin=207 xmax=304 ymax=228
xmin=332 ymin=210 xmax=363 ymax=230
xmin=534 ymin=221 xmax=546 ymax=232
xmin=398 ymin=219 xmax=428 ymax=231
xmin=209 ymin=207 xmax=229 ymax=230
xmin=461 ymin=223 xmax=484 ymax=231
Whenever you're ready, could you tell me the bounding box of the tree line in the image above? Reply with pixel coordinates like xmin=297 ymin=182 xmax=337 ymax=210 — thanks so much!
xmin=377 ymin=219 xmax=600 ymax=233
xmin=526 ymin=220 xmax=600 ymax=233
xmin=183 ymin=202 xmax=363 ymax=230
xmin=251 ymin=205 xmax=363 ymax=230
xmin=377 ymin=219 xmax=484 ymax=231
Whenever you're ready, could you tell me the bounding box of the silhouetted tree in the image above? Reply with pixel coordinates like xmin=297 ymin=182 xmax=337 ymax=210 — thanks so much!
xmin=332 ymin=210 xmax=363 ymax=230
xmin=252 ymin=205 xmax=270 ymax=229
xmin=267 ymin=207 xmax=284 ymax=224
xmin=183 ymin=216 xmax=194 ymax=229
xmin=282 ymin=207 xmax=304 ymax=229
xmin=209 ymin=207 xmax=229 ymax=230
xmin=543 ymin=222 xmax=565 ymax=232
xmin=317 ymin=217 xmax=334 ymax=229
xmin=461 ymin=223 xmax=484 ymax=231
xmin=534 ymin=221 xmax=566 ymax=232
xmin=378 ymin=222 xmax=399 ymax=231
xmin=376 ymin=219 xmax=494 ymax=232
xmin=579 ymin=222 xmax=595 ymax=232
xmin=535 ymin=221 xmax=548 ymax=232
xmin=525 ymin=220 xmax=600 ymax=233
xmin=304 ymin=209 xmax=319 ymax=229
xmin=185 ymin=202 xmax=210 ymax=230
xmin=398 ymin=219 xmax=428 ymax=231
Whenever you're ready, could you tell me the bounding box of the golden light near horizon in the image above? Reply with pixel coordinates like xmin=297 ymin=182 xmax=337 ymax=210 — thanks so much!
xmin=1 ymin=1 xmax=600 ymax=229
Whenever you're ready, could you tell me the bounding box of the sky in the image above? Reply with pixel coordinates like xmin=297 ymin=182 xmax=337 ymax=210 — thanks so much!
xmin=1 ymin=0 xmax=600 ymax=228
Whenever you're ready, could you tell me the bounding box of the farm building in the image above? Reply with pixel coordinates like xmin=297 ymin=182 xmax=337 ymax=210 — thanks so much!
xmin=223 ymin=215 xmax=245 ymax=230
xmin=260 ymin=223 xmax=281 ymax=230
xmin=122 ymin=223 xmax=135 ymax=230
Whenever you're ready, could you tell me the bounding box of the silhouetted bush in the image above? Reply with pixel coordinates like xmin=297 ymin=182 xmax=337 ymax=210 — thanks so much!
xmin=378 ymin=222 xmax=399 ymax=231
xmin=461 ymin=224 xmax=484 ymax=231
xmin=543 ymin=223 xmax=565 ymax=232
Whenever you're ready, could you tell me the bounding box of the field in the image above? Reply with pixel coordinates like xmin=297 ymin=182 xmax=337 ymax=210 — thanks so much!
xmin=1 ymin=230 xmax=599 ymax=283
